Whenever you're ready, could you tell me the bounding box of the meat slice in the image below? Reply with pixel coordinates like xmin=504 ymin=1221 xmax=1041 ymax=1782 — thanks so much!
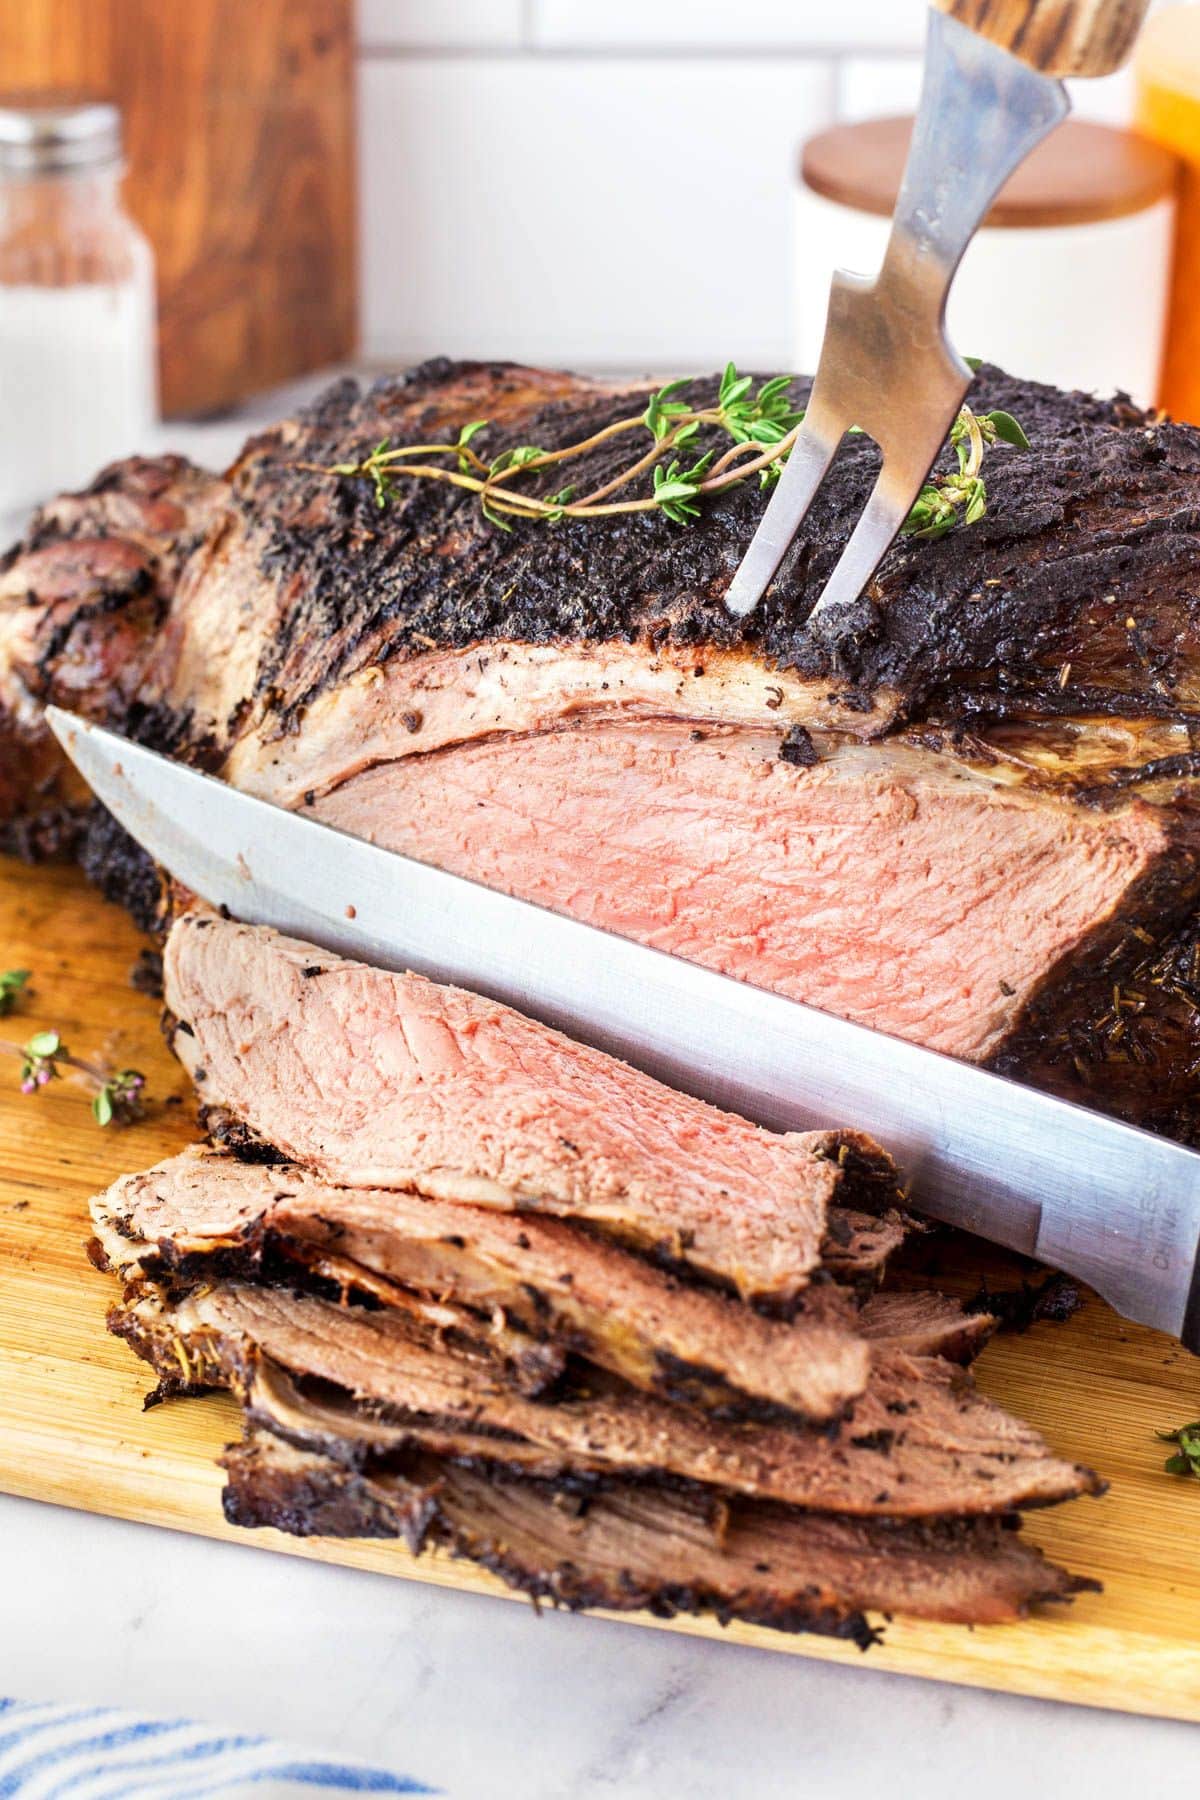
xmin=222 ymin=1424 xmax=1094 ymax=1638
xmin=307 ymin=723 xmax=1179 ymax=1063
xmin=857 ymin=1291 xmax=995 ymax=1364
xmin=91 ymin=1150 xmax=872 ymax=1421
xmin=111 ymin=1282 xmax=1101 ymax=1516
xmin=820 ymin=1208 xmax=912 ymax=1287
xmin=164 ymin=914 xmax=904 ymax=1304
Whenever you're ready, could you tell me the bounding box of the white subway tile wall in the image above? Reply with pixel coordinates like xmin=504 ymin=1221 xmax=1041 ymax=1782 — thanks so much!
xmin=360 ymin=56 xmax=835 ymax=368
xmin=358 ymin=0 xmax=524 ymax=50
xmin=357 ymin=0 xmax=1145 ymax=371
xmin=836 ymin=56 xmax=923 ymax=122
xmin=528 ymin=1 xmax=927 ymax=53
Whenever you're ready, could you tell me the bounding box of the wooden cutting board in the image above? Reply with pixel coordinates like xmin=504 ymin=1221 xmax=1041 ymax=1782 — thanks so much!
xmin=3 ymin=855 xmax=1200 ymax=1720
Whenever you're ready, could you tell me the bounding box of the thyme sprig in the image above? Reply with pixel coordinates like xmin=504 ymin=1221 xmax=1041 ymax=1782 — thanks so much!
xmin=4 ymin=1025 xmax=146 ymax=1127
xmin=0 ymin=969 xmax=29 ymax=1017
xmin=1158 ymin=1421 xmax=1200 ymax=1478
xmin=901 ymin=407 xmax=1029 ymax=541
xmin=319 ymin=364 xmax=1026 ymax=542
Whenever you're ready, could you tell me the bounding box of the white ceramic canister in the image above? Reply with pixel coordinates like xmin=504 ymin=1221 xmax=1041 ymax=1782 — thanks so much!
xmin=795 ymin=117 xmax=1177 ymax=406
xmin=0 ymin=98 xmax=158 ymax=519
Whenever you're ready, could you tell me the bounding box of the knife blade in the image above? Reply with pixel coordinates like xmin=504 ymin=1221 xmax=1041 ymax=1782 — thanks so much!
xmin=46 ymin=705 xmax=1200 ymax=1351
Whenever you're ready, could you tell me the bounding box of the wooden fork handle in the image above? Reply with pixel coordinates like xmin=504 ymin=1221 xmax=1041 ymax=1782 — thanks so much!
xmin=933 ymin=0 xmax=1151 ymax=77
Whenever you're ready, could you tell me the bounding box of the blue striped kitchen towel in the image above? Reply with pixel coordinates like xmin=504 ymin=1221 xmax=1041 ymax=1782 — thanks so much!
xmin=0 ymin=1699 xmax=436 ymax=1798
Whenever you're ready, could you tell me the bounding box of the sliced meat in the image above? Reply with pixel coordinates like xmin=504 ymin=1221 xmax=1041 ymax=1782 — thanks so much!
xmin=821 ymin=1209 xmax=911 ymax=1285
xmin=308 ymin=723 xmax=1178 ymax=1063
xmin=164 ymin=914 xmax=904 ymax=1304
xmin=222 ymin=1424 xmax=1095 ymax=1637
xmin=268 ymin=1241 xmax=568 ymax=1397
xmin=111 ymin=1282 xmax=1101 ymax=1516
xmin=857 ymin=1291 xmax=995 ymax=1364
xmin=92 ymin=1150 xmax=872 ymax=1422
xmin=245 ymin=1356 xmax=607 ymax=1482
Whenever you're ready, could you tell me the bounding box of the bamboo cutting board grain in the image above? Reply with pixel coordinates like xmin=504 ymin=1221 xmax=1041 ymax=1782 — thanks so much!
xmin=2 ymin=856 xmax=1200 ymax=1719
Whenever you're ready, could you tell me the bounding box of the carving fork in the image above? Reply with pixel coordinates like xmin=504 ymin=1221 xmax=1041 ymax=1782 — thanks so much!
xmin=724 ymin=0 xmax=1151 ymax=622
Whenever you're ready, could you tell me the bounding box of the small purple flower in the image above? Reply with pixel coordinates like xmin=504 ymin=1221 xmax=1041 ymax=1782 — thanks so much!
xmin=17 ymin=1028 xmax=64 ymax=1099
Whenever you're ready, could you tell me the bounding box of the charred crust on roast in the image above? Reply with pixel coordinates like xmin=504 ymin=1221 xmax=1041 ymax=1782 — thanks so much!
xmin=646 ymin=1348 xmax=833 ymax=1428
xmin=198 ymin=1107 xmax=285 ymax=1164
xmin=779 ymin=723 xmax=820 ymax=767
xmin=849 ymin=1429 xmax=897 ymax=1456
xmin=214 ymin=362 xmax=1185 ymax=740
xmin=0 ymin=804 xmax=90 ymax=863
xmin=217 ymin=1423 xmax=1095 ymax=1641
xmin=965 ymin=1272 xmax=1085 ymax=1333
xmin=76 ymin=807 xmax=165 ymax=934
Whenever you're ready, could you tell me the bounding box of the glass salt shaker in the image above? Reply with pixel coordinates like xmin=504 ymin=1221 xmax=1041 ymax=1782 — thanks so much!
xmin=0 ymin=97 xmax=158 ymax=519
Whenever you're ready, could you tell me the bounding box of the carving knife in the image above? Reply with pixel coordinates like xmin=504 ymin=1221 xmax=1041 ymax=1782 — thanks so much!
xmin=724 ymin=0 xmax=1151 ymax=621
xmin=45 ymin=706 xmax=1200 ymax=1351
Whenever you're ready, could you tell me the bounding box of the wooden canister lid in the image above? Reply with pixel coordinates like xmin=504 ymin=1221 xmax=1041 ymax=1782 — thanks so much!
xmin=800 ymin=117 xmax=1177 ymax=228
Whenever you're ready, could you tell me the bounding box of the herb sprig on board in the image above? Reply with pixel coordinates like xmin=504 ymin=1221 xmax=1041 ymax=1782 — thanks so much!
xmin=1158 ymin=1421 xmax=1200 ymax=1478
xmin=316 ymin=364 xmax=1028 ymax=544
xmin=13 ymin=1026 xmax=146 ymax=1126
xmin=0 ymin=969 xmax=146 ymax=1127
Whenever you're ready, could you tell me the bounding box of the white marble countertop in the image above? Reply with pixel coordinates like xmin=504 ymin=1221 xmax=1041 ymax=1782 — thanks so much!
xmin=4 ymin=374 xmax=1195 ymax=1796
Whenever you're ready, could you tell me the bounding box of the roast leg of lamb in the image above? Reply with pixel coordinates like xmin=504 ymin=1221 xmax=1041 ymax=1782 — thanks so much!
xmin=6 ymin=361 xmax=1200 ymax=1140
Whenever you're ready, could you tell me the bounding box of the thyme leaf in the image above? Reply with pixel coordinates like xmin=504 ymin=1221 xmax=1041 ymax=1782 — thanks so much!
xmin=20 ymin=1029 xmax=64 ymax=1092
xmin=488 ymin=444 xmax=546 ymax=477
xmin=543 ymin=486 xmax=576 ymax=524
xmin=986 ymin=410 xmax=1030 ymax=450
xmin=456 ymin=419 xmax=489 ymax=471
xmin=653 ymin=451 xmax=715 ymax=525
xmin=717 ymin=363 xmax=806 ymax=447
xmin=480 ymin=493 xmax=514 ymax=533
xmin=643 ymin=378 xmax=692 ymax=442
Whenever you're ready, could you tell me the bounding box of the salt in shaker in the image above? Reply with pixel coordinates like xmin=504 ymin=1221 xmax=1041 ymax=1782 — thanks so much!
xmin=0 ymin=97 xmax=158 ymax=518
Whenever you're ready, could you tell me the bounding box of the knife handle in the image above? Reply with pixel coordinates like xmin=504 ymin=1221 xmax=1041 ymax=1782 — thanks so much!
xmin=933 ymin=0 xmax=1151 ymax=77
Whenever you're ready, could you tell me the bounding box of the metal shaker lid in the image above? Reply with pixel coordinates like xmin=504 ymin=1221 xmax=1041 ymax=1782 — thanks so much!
xmin=0 ymin=97 xmax=122 ymax=175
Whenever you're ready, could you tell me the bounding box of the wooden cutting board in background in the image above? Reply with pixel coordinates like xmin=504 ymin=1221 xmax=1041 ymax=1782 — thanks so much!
xmin=2 ymin=855 xmax=1200 ymax=1720
xmin=0 ymin=0 xmax=356 ymax=415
